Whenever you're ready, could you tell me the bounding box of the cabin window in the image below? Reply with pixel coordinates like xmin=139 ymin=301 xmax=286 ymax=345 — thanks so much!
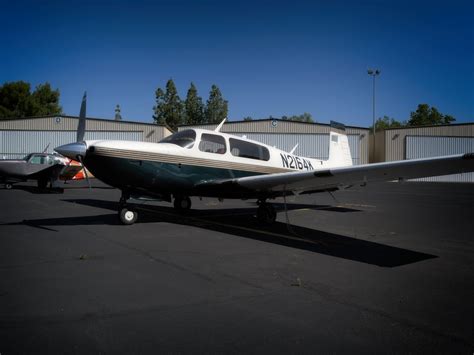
xmin=199 ymin=133 xmax=226 ymax=154
xmin=29 ymin=154 xmax=49 ymax=164
xmin=159 ymin=130 xmax=196 ymax=149
xmin=229 ymin=138 xmax=270 ymax=161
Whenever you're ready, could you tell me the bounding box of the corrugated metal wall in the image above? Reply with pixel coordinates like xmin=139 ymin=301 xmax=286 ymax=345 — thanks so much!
xmin=406 ymin=136 xmax=474 ymax=182
xmin=378 ymin=123 xmax=474 ymax=161
xmin=0 ymin=116 xmax=173 ymax=159
xmin=0 ymin=116 xmax=171 ymax=142
xmin=179 ymin=120 xmax=369 ymax=164
xmin=0 ymin=131 xmax=142 ymax=159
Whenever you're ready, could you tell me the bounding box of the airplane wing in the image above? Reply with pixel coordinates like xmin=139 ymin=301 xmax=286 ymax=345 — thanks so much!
xmin=197 ymin=154 xmax=474 ymax=195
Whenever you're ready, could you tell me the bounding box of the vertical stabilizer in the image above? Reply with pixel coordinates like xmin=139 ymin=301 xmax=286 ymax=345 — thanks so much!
xmin=327 ymin=121 xmax=352 ymax=167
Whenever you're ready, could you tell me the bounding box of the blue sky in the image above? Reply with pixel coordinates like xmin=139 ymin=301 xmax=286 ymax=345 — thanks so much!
xmin=1 ymin=0 xmax=473 ymax=127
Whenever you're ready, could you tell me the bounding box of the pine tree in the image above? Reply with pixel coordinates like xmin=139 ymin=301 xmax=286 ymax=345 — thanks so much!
xmin=152 ymin=79 xmax=184 ymax=130
xmin=205 ymin=84 xmax=228 ymax=124
xmin=184 ymin=82 xmax=204 ymax=125
xmin=152 ymin=88 xmax=166 ymax=125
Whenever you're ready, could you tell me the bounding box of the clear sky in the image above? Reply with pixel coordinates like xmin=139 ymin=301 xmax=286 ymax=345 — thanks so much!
xmin=1 ymin=0 xmax=473 ymax=127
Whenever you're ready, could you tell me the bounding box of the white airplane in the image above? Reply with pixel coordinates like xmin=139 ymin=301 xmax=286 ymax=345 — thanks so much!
xmin=55 ymin=94 xmax=474 ymax=225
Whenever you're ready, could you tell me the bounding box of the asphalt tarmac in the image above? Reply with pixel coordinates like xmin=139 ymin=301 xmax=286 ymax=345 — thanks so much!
xmin=0 ymin=180 xmax=473 ymax=354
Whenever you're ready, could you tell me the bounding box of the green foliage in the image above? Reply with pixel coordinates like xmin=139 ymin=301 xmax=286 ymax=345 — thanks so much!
xmin=184 ymin=82 xmax=204 ymax=125
xmin=205 ymin=85 xmax=228 ymax=124
xmin=281 ymin=112 xmax=314 ymax=123
xmin=243 ymin=116 xmax=253 ymax=121
xmin=0 ymin=81 xmax=61 ymax=119
xmin=408 ymin=104 xmax=455 ymax=126
xmin=370 ymin=115 xmax=404 ymax=131
xmin=153 ymin=79 xmax=184 ymax=130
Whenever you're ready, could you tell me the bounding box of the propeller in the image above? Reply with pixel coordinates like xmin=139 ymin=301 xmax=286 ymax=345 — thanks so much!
xmin=77 ymin=155 xmax=91 ymax=189
xmin=55 ymin=91 xmax=90 ymax=188
xmin=77 ymin=91 xmax=90 ymax=188
xmin=77 ymin=92 xmax=87 ymax=142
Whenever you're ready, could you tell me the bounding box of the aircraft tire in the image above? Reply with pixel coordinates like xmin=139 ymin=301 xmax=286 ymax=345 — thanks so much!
xmin=257 ymin=204 xmax=276 ymax=224
xmin=37 ymin=178 xmax=48 ymax=189
xmin=5 ymin=183 xmax=12 ymax=190
xmin=174 ymin=196 xmax=192 ymax=210
xmin=119 ymin=207 xmax=138 ymax=225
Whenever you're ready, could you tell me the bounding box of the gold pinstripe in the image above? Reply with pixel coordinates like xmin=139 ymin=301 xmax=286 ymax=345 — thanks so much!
xmin=93 ymin=147 xmax=291 ymax=174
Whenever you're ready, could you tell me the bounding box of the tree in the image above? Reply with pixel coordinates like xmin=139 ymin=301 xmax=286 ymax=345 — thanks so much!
xmin=281 ymin=113 xmax=314 ymax=123
xmin=153 ymin=79 xmax=184 ymax=130
xmin=0 ymin=81 xmax=61 ymax=118
xmin=408 ymin=104 xmax=455 ymax=126
xmin=370 ymin=115 xmax=404 ymax=131
xmin=184 ymin=82 xmax=204 ymax=125
xmin=152 ymin=88 xmax=166 ymax=125
xmin=205 ymin=85 xmax=228 ymax=124
xmin=243 ymin=116 xmax=253 ymax=121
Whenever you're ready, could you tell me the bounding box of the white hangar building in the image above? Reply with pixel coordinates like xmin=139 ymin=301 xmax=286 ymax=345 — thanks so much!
xmin=374 ymin=122 xmax=474 ymax=182
xmin=0 ymin=115 xmax=172 ymax=159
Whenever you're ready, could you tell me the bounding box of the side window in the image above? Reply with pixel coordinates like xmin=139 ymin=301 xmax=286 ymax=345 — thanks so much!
xmin=229 ymin=138 xmax=270 ymax=161
xmin=29 ymin=155 xmax=43 ymax=164
xmin=199 ymin=134 xmax=226 ymax=154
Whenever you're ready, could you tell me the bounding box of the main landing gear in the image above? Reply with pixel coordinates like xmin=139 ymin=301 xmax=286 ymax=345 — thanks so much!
xmin=173 ymin=195 xmax=192 ymax=211
xmin=256 ymin=200 xmax=277 ymax=224
xmin=118 ymin=191 xmax=138 ymax=225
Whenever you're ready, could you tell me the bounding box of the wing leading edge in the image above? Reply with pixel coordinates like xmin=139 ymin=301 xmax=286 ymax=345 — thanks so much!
xmin=201 ymin=153 xmax=474 ymax=195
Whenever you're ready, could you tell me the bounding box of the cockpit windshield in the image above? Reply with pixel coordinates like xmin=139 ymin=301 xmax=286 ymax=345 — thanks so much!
xmin=159 ymin=130 xmax=196 ymax=149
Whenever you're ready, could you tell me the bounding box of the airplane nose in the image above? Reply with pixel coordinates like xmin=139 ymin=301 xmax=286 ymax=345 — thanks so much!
xmin=55 ymin=142 xmax=87 ymax=160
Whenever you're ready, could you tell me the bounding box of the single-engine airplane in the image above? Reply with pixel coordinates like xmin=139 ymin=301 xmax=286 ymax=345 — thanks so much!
xmin=0 ymin=150 xmax=83 ymax=189
xmin=55 ymin=94 xmax=474 ymax=225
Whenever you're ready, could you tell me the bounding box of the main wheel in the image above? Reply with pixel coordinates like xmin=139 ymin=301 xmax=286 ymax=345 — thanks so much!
xmin=257 ymin=203 xmax=277 ymax=224
xmin=173 ymin=196 xmax=192 ymax=210
xmin=119 ymin=207 xmax=138 ymax=225
xmin=5 ymin=183 xmax=12 ymax=190
xmin=37 ymin=178 xmax=48 ymax=189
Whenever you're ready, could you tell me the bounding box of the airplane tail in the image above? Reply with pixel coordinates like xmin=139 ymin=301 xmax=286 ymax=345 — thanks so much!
xmin=327 ymin=121 xmax=353 ymax=167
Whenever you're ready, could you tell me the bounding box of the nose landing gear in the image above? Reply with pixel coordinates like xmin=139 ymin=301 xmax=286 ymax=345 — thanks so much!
xmin=118 ymin=191 xmax=138 ymax=225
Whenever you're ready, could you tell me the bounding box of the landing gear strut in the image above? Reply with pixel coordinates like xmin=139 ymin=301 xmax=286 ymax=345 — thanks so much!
xmin=118 ymin=190 xmax=138 ymax=225
xmin=256 ymin=200 xmax=276 ymax=224
xmin=173 ymin=195 xmax=192 ymax=211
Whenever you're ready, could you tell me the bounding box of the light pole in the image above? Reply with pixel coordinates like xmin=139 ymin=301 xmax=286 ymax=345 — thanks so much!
xmin=368 ymin=68 xmax=380 ymax=162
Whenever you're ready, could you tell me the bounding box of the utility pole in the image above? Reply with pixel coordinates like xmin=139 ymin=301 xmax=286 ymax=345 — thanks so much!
xmin=367 ymin=69 xmax=380 ymax=162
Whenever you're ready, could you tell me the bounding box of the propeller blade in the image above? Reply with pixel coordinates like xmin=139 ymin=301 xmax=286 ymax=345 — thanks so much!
xmin=77 ymin=155 xmax=91 ymax=189
xmin=77 ymin=91 xmax=87 ymax=142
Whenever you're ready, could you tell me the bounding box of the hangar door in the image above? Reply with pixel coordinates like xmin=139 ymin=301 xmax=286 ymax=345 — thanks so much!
xmin=0 ymin=131 xmax=143 ymax=159
xmin=406 ymin=136 xmax=474 ymax=182
xmin=236 ymin=133 xmax=361 ymax=165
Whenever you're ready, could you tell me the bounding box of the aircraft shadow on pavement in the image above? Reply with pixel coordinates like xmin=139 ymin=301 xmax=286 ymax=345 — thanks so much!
xmin=11 ymin=185 xmax=65 ymax=194
xmin=4 ymin=198 xmax=437 ymax=268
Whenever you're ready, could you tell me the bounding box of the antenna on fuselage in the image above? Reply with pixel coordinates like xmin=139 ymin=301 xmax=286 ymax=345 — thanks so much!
xmin=289 ymin=144 xmax=298 ymax=154
xmin=214 ymin=118 xmax=227 ymax=132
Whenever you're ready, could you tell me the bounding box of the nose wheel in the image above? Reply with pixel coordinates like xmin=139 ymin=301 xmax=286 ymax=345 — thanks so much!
xmin=118 ymin=191 xmax=138 ymax=225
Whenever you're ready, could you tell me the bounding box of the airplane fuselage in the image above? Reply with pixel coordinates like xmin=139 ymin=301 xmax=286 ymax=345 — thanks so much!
xmin=80 ymin=129 xmax=327 ymax=199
